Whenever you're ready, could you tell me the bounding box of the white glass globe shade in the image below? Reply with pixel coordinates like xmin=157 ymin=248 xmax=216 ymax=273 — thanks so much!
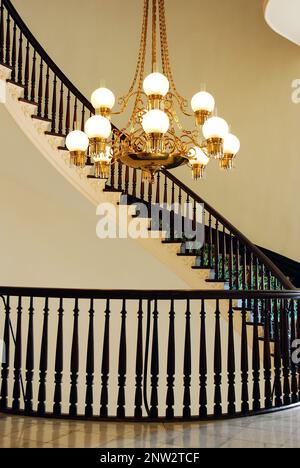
xmin=202 ymin=116 xmax=229 ymax=140
xmin=142 ymin=110 xmax=170 ymax=134
xmin=191 ymin=92 xmax=215 ymax=113
xmin=143 ymin=73 xmax=170 ymax=97
xmin=223 ymin=133 xmax=241 ymax=155
xmin=189 ymin=146 xmax=209 ymax=166
xmin=91 ymin=88 xmax=115 ymax=110
xmin=66 ymin=130 xmax=89 ymax=152
xmin=84 ymin=115 xmax=112 ymax=139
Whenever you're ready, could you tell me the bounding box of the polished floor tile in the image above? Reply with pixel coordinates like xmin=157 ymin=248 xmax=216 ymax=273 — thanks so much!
xmin=1 ymin=408 xmax=300 ymax=448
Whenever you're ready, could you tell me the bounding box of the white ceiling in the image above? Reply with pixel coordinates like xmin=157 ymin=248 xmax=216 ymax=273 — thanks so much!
xmin=264 ymin=0 xmax=300 ymax=46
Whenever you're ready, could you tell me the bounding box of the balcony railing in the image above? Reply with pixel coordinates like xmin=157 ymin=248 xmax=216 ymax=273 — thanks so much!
xmin=0 ymin=287 xmax=300 ymax=421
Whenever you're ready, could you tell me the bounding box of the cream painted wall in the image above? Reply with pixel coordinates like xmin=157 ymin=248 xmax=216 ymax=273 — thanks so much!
xmin=0 ymin=104 xmax=188 ymax=289
xmin=12 ymin=0 xmax=300 ymax=262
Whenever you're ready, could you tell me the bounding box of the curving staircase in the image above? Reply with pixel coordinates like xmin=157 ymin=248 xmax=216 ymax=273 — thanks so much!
xmin=0 ymin=0 xmax=299 ymax=421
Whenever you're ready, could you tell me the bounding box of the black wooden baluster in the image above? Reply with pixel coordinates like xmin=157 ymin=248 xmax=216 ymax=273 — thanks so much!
xmin=23 ymin=40 xmax=29 ymax=100
xmin=12 ymin=297 xmax=22 ymax=412
xmin=156 ymin=172 xmax=160 ymax=205
xmin=227 ymin=300 xmax=236 ymax=415
xmin=118 ymin=161 xmax=123 ymax=192
xmin=249 ymin=252 xmax=253 ymax=291
xmin=65 ymin=89 xmax=71 ymax=136
xmin=25 ymin=297 xmax=34 ymax=414
xmin=53 ymin=298 xmax=64 ymax=416
xmin=37 ymin=58 xmax=43 ymax=118
xmin=50 ymin=74 xmax=57 ymax=132
xmin=0 ymin=296 xmax=10 ymax=410
xmin=37 ymin=297 xmax=49 ymax=415
xmin=30 ymin=49 xmax=36 ymax=103
xmin=242 ymin=245 xmax=247 ymax=290
xmin=150 ymin=300 xmax=159 ymax=418
xmin=261 ymin=264 xmax=265 ymax=291
xmin=69 ymin=298 xmax=79 ymax=417
xmin=163 ymin=174 xmax=168 ymax=205
xmin=263 ymin=300 xmax=272 ymax=409
xmin=17 ymin=30 xmax=22 ymax=85
xmin=241 ymin=301 xmax=249 ymax=413
xmin=117 ymin=300 xmax=127 ymax=418
xmin=85 ymin=299 xmax=95 ymax=417
xmin=110 ymin=157 xmax=115 ymax=191
xmin=236 ymin=239 xmax=240 ymax=290
xmin=43 ymin=66 xmax=49 ymax=120
xmin=273 ymin=299 xmax=282 ymax=407
xmin=0 ymin=1 xmax=4 ymax=64
xmin=297 ymin=300 xmax=300 ymax=401
xmin=178 ymin=188 xmax=183 ymax=239
xmin=214 ymin=300 xmax=222 ymax=417
xmin=10 ymin=21 xmax=16 ymax=81
xmin=148 ymin=179 xmax=153 ymax=205
xmin=252 ymin=297 xmax=261 ymax=411
xmin=229 ymin=233 xmax=233 ymax=290
xmin=214 ymin=220 xmax=219 ymax=280
xmin=199 ymin=299 xmax=207 ymax=417
xmin=124 ymin=165 xmax=129 ymax=195
xmin=208 ymin=214 xmax=213 ymax=269
xmin=222 ymin=226 xmax=226 ymax=281
xmin=58 ymin=81 xmax=64 ymax=135
xmin=140 ymin=176 xmax=145 ymax=201
xmin=72 ymin=97 xmax=78 ymax=130
xmin=281 ymin=299 xmax=291 ymax=406
xmin=290 ymin=301 xmax=298 ymax=403
xmin=132 ymin=169 xmax=137 ymax=198
xmin=166 ymin=300 xmax=175 ymax=419
xmin=200 ymin=207 xmax=205 ymax=266
xmin=183 ymin=300 xmax=191 ymax=418
xmin=81 ymin=104 xmax=85 ymax=132
xmin=100 ymin=300 xmax=110 ymax=418
xmin=134 ymin=300 xmax=143 ymax=418
xmin=5 ymin=12 xmax=10 ymax=66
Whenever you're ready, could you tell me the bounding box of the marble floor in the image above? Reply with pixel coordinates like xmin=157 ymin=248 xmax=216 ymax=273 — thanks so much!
xmin=1 ymin=407 xmax=300 ymax=448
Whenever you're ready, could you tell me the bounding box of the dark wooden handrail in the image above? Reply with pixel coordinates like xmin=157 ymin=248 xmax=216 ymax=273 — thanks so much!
xmin=0 ymin=286 xmax=299 ymax=300
xmin=2 ymin=0 xmax=94 ymax=114
xmin=164 ymin=170 xmax=295 ymax=290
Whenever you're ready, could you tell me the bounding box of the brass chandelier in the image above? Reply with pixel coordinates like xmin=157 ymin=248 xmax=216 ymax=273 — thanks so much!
xmin=66 ymin=0 xmax=240 ymax=183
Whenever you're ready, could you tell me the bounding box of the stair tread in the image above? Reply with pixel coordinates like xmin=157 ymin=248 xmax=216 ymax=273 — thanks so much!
xmin=32 ymin=115 xmax=52 ymax=123
xmin=45 ymin=131 xmax=66 ymax=137
xmin=0 ymin=61 xmax=12 ymax=70
xmin=6 ymin=79 xmax=24 ymax=88
xmin=18 ymin=98 xmax=38 ymax=106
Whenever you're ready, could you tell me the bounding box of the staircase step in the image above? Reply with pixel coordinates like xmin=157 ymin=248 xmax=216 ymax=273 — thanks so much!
xmin=18 ymin=98 xmax=38 ymax=107
xmin=6 ymin=79 xmax=24 ymax=88
xmin=246 ymin=322 xmax=264 ymax=327
xmin=0 ymin=61 xmax=12 ymax=70
xmin=206 ymin=279 xmax=227 ymax=283
xmin=177 ymin=252 xmax=201 ymax=257
xmin=32 ymin=115 xmax=52 ymax=123
xmin=258 ymin=337 xmax=275 ymax=344
xmin=192 ymin=266 xmax=212 ymax=270
xmin=45 ymin=131 xmax=66 ymax=138
xmin=162 ymin=239 xmax=184 ymax=244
